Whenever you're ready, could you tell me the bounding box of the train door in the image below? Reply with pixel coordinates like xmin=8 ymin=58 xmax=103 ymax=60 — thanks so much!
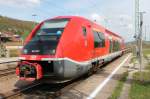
xmin=92 ymin=30 xmax=105 ymax=58
xmin=81 ymin=22 xmax=92 ymax=59
xmin=89 ymin=30 xmax=106 ymax=73
xmin=82 ymin=26 xmax=88 ymax=47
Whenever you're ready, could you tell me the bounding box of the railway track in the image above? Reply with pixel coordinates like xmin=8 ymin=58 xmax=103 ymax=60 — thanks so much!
xmin=0 ymin=76 xmax=85 ymax=99
xmin=0 ymin=68 xmax=16 ymax=77
xmin=0 ymin=61 xmax=18 ymax=77
xmin=0 ymin=81 xmax=42 ymax=99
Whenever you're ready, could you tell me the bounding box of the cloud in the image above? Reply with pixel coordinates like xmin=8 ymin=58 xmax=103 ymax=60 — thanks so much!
xmin=0 ymin=0 xmax=41 ymax=7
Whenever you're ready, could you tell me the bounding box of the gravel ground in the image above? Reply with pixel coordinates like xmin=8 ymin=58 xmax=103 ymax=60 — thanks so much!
xmin=0 ymin=74 xmax=18 ymax=93
xmin=0 ymin=74 xmax=32 ymax=94
xmin=0 ymin=63 xmax=17 ymax=70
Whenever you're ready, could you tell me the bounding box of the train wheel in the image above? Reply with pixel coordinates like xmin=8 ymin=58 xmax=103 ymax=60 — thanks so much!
xmin=85 ymin=66 xmax=93 ymax=77
xmin=87 ymin=68 xmax=93 ymax=76
xmin=86 ymin=64 xmax=97 ymax=77
xmin=85 ymin=63 xmax=99 ymax=77
xmin=92 ymin=63 xmax=98 ymax=73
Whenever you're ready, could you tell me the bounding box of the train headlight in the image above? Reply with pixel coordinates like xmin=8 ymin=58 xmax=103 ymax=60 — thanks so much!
xmin=49 ymin=49 xmax=56 ymax=54
xmin=52 ymin=49 xmax=56 ymax=54
xmin=23 ymin=49 xmax=28 ymax=54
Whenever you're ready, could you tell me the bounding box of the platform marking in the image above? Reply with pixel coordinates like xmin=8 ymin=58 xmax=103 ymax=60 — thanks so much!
xmin=87 ymin=53 xmax=131 ymax=99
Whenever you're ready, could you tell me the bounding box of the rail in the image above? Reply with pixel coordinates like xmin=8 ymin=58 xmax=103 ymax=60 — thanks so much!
xmin=0 ymin=60 xmax=19 ymax=64
xmin=0 ymin=57 xmax=19 ymax=64
xmin=1 ymin=76 xmax=84 ymax=99
xmin=1 ymin=82 xmax=42 ymax=99
xmin=0 ymin=68 xmax=16 ymax=77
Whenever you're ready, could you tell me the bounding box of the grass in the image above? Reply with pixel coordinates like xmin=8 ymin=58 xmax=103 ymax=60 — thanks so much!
xmin=145 ymin=63 xmax=150 ymax=71
xmin=130 ymin=80 xmax=150 ymax=99
xmin=0 ymin=15 xmax=34 ymax=36
xmin=129 ymin=71 xmax=150 ymax=99
xmin=130 ymin=56 xmax=137 ymax=64
xmin=128 ymin=47 xmax=150 ymax=99
xmin=143 ymin=49 xmax=150 ymax=57
xmin=109 ymin=72 xmax=128 ymax=99
xmin=129 ymin=55 xmax=150 ymax=99
xmin=9 ymin=49 xmax=20 ymax=57
xmin=143 ymin=48 xmax=150 ymax=71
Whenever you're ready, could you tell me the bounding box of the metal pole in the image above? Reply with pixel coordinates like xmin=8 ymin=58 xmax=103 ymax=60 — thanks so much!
xmin=32 ymin=14 xmax=37 ymax=27
xmin=144 ymin=25 xmax=146 ymax=41
xmin=138 ymin=12 xmax=145 ymax=81
xmin=134 ymin=0 xmax=140 ymax=57
xmin=135 ymin=0 xmax=139 ymax=38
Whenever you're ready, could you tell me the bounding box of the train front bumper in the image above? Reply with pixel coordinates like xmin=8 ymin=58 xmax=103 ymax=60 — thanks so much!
xmin=16 ymin=57 xmax=91 ymax=82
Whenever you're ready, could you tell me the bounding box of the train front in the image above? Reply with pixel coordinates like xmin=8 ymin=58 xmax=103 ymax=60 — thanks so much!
xmin=16 ymin=18 xmax=70 ymax=82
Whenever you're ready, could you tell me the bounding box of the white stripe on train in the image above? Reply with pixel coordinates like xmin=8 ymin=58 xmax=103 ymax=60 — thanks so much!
xmin=19 ymin=50 xmax=126 ymax=65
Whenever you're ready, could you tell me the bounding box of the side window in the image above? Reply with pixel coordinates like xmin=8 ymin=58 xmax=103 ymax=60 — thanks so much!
xmin=116 ymin=41 xmax=121 ymax=51
xmin=109 ymin=39 xmax=113 ymax=53
xmin=93 ymin=31 xmax=100 ymax=48
xmin=97 ymin=32 xmax=105 ymax=47
xmin=82 ymin=27 xmax=87 ymax=37
xmin=113 ymin=40 xmax=120 ymax=52
xmin=93 ymin=30 xmax=105 ymax=48
xmin=113 ymin=41 xmax=116 ymax=52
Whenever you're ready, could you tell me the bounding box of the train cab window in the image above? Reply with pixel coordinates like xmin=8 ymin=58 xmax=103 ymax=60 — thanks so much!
xmin=93 ymin=30 xmax=105 ymax=48
xmin=82 ymin=27 xmax=87 ymax=37
xmin=22 ymin=18 xmax=70 ymax=55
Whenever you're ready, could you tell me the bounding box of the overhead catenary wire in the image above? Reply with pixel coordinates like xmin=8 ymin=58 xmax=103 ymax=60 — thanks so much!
xmin=86 ymin=0 xmax=110 ymax=27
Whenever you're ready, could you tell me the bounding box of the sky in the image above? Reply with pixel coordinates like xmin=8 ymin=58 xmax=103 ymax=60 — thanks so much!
xmin=0 ymin=0 xmax=150 ymax=42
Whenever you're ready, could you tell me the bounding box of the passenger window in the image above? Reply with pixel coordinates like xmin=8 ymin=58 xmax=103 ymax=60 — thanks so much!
xmin=93 ymin=31 xmax=100 ymax=47
xmin=109 ymin=39 xmax=113 ymax=53
xmin=82 ymin=27 xmax=87 ymax=37
xmin=97 ymin=32 xmax=105 ymax=47
xmin=113 ymin=40 xmax=120 ymax=52
xmin=93 ymin=30 xmax=105 ymax=48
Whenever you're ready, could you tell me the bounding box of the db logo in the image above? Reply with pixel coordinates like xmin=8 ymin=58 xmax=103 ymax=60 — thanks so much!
xmin=31 ymin=55 xmax=36 ymax=60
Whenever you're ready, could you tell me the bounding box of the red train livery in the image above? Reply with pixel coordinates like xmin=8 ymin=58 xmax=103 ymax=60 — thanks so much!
xmin=16 ymin=16 xmax=125 ymax=82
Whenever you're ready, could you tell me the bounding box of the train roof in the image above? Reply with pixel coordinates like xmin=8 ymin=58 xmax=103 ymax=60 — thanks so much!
xmin=105 ymin=29 xmax=123 ymax=39
xmin=46 ymin=16 xmax=123 ymax=39
xmin=45 ymin=16 xmax=88 ymax=22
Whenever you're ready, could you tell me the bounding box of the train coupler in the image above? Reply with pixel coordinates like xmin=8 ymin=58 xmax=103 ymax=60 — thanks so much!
xmin=16 ymin=61 xmax=43 ymax=81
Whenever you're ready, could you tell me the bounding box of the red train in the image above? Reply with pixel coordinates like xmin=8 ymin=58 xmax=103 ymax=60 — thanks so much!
xmin=16 ymin=16 xmax=125 ymax=82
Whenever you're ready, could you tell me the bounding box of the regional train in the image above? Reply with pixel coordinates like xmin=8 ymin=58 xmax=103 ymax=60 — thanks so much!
xmin=16 ymin=16 xmax=125 ymax=82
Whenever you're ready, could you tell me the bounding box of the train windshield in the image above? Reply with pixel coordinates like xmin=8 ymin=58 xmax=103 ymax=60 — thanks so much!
xmin=22 ymin=19 xmax=70 ymax=55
